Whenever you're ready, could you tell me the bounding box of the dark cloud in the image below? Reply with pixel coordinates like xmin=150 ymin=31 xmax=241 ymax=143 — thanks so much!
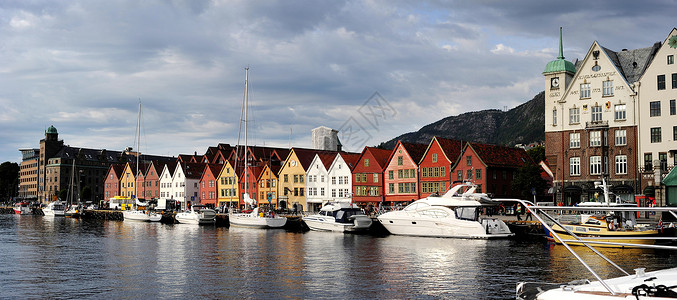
xmin=1 ymin=0 xmax=676 ymax=162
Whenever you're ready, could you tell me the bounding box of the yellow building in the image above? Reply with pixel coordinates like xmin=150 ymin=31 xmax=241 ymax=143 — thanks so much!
xmin=216 ymin=160 xmax=240 ymax=208
xmin=119 ymin=163 xmax=143 ymax=199
xmin=256 ymin=164 xmax=280 ymax=208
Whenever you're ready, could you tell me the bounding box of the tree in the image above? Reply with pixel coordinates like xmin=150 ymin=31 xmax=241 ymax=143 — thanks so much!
xmin=58 ymin=189 xmax=68 ymax=202
xmin=512 ymin=163 xmax=548 ymax=200
xmin=526 ymin=146 xmax=545 ymax=164
xmin=0 ymin=162 xmax=19 ymax=201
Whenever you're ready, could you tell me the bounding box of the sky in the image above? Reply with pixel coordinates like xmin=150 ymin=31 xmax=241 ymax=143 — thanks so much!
xmin=2 ymin=0 xmax=676 ymax=163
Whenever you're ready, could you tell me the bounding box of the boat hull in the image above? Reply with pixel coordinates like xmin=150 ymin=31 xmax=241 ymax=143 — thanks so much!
xmin=176 ymin=209 xmax=216 ymax=225
xmin=303 ymin=215 xmax=372 ymax=232
xmin=378 ymin=214 xmax=514 ymax=239
xmin=546 ymin=224 xmax=659 ymax=248
xmin=229 ymin=214 xmax=287 ymax=228
xmin=123 ymin=210 xmax=151 ymax=222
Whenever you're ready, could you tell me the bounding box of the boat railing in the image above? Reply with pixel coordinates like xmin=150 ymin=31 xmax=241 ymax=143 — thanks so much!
xmin=500 ymin=198 xmax=677 ymax=297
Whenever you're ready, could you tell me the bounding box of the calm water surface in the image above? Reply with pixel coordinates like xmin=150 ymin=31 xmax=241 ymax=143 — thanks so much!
xmin=2 ymin=214 xmax=677 ymax=299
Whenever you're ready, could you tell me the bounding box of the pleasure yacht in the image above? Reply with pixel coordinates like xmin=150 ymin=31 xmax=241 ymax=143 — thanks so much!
xmin=377 ymin=183 xmax=513 ymax=239
xmin=43 ymin=201 xmax=66 ymax=217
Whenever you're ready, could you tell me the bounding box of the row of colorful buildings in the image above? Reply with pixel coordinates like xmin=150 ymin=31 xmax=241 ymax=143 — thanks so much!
xmin=101 ymin=137 xmax=533 ymax=211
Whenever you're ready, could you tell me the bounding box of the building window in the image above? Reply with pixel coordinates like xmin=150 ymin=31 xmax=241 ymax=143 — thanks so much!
xmin=673 ymin=74 xmax=677 ymax=89
xmin=364 ymin=159 xmax=369 ymax=167
xmin=432 ymin=153 xmax=437 ymax=163
xmin=650 ymin=101 xmax=661 ymax=117
xmin=466 ymin=170 xmax=472 ymax=180
xmin=398 ymin=170 xmax=403 ymax=179
xmin=373 ymin=173 xmax=378 ymax=183
xmin=422 ymin=168 xmax=427 ymax=177
xmin=569 ymin=132 xmax=580 ymax=148
xmin=570 ymin=157 xmax=581 ymax=176
xmin=388 ymin=170 xmax=393 ymax=180
xmin=476 ymin=169 xmax=481 ymax=180
xmin=644 ymin=153 xmax=653 ymax=170
xmin=389 ymin=183 xmax=394 ymax=194
xmin=603 ymin=80 xmax=613 ymax=96
xmin=615 ymin=155 xmax=627 ymax=175
xmin=659 ymin=153 xmax=668 ymax=171
xmin=614 ymin=104 xmax=626 ymax=120
xmin=580 ymin=83 xmax=591 ymax=99
xmin=615 ymin=129 xmax=626 ymax=146
xmin=590 ymin=131 xmax=601 ymax=147
xmin=397 ymin=156 xmax=403 ymax=166
xmin=552 ymin=108 xmax=557 ymax=126
xmin=669 ymin=55 xmax=674 ymax=65
xmin=671 ymin=100 xmax=676 ymax=115
xmin=674 ymin=126 xmax=677 ymax=141
xmin=466 ymin=156 xmax=472 ymax=166
xmin=569 ymin=107 xmax=580 ymax=124
xmin=651 ymin=127 xmax=662 ymax=143
xmin=591 ymin=105 xmax=602 ymax=122
xmin=590 ymin=156 xmax=602 ymax=175
xmin=440 ymin=166 xmax=445 ymax=177
xmin=658 ymin=74 xmax=666 ymax=90
xmin=457 ymin=170 xmax=462 ymax=181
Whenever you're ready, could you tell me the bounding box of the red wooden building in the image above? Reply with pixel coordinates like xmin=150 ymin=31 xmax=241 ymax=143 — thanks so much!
xmin=419 ymin=137 xmax=465 ymax=195
xmin=383 ymin=141 xmax=427 ymax=203
xmin=352 ymin=147 xmax=392 ymax=206
xmin=199 ymin=163 xmax=223 ymax=208
xmin=452 ymin=143 xmax=532 ymax=198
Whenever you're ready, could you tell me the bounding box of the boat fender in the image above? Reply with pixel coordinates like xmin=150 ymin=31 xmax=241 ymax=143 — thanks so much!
xmin=608 ymin=220 xmax=615 ymax=231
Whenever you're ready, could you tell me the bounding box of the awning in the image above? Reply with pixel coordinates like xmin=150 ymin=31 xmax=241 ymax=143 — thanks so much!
xmin=663 ymin=167 xmax=677 ymax=186
xmin=643 ymin=186 xmax=655 ymax=197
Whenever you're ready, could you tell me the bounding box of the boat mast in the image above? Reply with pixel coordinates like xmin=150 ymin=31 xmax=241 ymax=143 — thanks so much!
xmin=244 ymin=67 xmax=249 ymax=208
xmin=135 ymin=100 xmax=141 ymax=208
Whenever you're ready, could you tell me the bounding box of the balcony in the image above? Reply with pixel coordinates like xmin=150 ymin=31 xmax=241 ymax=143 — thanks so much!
xmin=586 ymin=120 xmax=609 ymax=129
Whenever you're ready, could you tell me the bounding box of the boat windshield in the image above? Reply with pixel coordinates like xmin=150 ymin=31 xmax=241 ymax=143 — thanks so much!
xmin=454 ymin=206 xmax=479 ymax=221
xmin=404 ymin=202 xmax=430 ymax=211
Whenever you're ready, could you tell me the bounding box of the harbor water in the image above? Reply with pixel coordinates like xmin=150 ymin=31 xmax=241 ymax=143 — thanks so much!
xmin=2 ymin=214 xmax=677 ymax=299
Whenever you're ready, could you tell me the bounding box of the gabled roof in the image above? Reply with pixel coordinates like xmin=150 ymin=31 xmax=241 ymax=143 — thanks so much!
xmin=358 ymin=147 xmax=392 ymax=170
xmin=290 ymin=148 xmax=342 ymax=170
xmin=338 ymin=153 xmax=361 ymax=171
xmin=388 ymin=141 xmax=427 ymax=166
xmin=420 ymin=137 xmax=465 ymax=165
xmin=178 ymin=162 xmax=207 ymax=180
xmin=105 ymin=164 xmax=125 ymax=180
xmin=601 ymin=43 xmax=659 ymax=84
xmin=200 ymin=163 xmax=224 ymax=182
xmin=317 ymin=153 xmax=337 ymax=170
xmin=467 ymin=143 xmax=532 ymax=168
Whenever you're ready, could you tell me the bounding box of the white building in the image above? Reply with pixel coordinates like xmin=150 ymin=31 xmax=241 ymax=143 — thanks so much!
xmin=305 ymin=153 xmax=334 ymax=212
xmin=327 ymin=152 xmax=360 ymax=203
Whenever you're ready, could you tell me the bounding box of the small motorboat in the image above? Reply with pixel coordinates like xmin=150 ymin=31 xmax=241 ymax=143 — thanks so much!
xmin=229 ymin=207 xmax=286 ymax=228
xmin=303 ymin=200 xmax=372 ymax=232
xmin=13 ymin=202 xmax=31 ymax=215
xmin=176 ymin=205 xmax=217 ymax=225
xmin=43 ymin=201 xmax=66 ymax=217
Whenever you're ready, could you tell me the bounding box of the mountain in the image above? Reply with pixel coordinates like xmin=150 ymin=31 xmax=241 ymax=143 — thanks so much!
xmin=379 ymin=91 xmax=545 ymax=149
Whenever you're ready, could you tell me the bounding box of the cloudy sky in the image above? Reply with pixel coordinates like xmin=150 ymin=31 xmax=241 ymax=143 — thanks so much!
xmin=2 ymin=1 xmax=676 ymax=163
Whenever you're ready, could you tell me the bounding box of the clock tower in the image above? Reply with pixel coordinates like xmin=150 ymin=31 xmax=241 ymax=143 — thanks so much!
xmin=543 ymin=27 xmax=576 ymax=132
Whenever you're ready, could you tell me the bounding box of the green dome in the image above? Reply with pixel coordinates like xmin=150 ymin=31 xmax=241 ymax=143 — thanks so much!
xmin=46 ymin=125 xmax=58 ymax=134
xmin=543 ymin=58 xmax=576 ymax=74
xmin=543 ymin=27 xmax=576 ymax=75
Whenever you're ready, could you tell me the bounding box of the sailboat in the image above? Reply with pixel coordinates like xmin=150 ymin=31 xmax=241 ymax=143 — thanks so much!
xmin=123 ymin=101 xmax=161 ymax=222
xmin=229 ymin=68 xmax=287 ymax=229
xmin=64 ymin=159 xmax=80 ymax=217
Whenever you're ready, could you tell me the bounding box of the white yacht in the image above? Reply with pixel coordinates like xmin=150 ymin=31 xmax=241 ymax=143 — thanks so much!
xmin=175 ymin=205 xmax=217 ymax=225
xmin=43 ymin=201 xmax=66 ymax=217
xmin=230 ymin=206 xmax=287 ymax=228
xmin=303 ymin=200 xmax=372 ymax=232
xmin=377 ymin=183 xmax=513 ymax=239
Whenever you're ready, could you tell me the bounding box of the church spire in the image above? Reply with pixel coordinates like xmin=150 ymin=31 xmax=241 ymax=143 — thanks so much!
xmin=558 ymin=27 xmax=564 ymax=60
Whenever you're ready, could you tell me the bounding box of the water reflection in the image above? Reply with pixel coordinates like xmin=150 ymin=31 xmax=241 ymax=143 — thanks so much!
xmin=1 ymin=214 xmax=676 ymax=299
